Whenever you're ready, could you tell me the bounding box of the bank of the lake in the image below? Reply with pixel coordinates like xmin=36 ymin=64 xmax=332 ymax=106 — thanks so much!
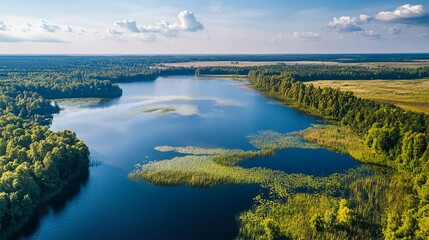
xmin=14 ymin=76 xmax=359 ymax=240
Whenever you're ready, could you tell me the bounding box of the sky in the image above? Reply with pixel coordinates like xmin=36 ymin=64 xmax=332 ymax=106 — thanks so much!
xmin=0 ymin=0 xmax=428 ymax=54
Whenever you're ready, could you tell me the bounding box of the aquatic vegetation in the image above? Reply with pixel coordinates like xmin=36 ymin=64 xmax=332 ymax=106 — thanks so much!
xmin=154 ymin=145 xmax=245 ymax=155
xmin=129 ymin=155 xmax=270 ymax=187
xmin=129 ymin=128 xmax=383 ymax=239
xmin=301 ymin=124 xmax=390 ymax=166
xmin=55 ymin=98 xmax=106 ymax=108
xmin=139 ymin=104 xmax=198 ymax=116
xmin=142 ymin=107 xmax=175 ymax=114
xmin=248 ymin=130 xmax=319 ymax=150
xmin=130 ymin=129 xmax=359 ymax=194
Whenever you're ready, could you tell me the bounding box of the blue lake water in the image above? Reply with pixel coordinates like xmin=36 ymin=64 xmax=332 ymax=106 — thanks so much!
xmin=16 ymin=76 xmax=359 ymax=240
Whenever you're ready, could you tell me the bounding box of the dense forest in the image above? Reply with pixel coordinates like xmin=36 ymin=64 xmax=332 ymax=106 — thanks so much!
xmin=242 ymin=70 xmax=429 ymax=239
xmin=0 ymin=114 xmax=90 ymax=238
xmin=196 ymin=65 xmax=429 ymax=81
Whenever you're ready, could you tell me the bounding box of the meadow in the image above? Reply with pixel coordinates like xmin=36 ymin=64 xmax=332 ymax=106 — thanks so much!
xmin=307 ymin=79 xmax=429 ymax=114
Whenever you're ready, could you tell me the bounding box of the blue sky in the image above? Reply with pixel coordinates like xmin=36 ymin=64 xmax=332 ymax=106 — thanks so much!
xmin=0 ymin=0 xmax=428 ymax=54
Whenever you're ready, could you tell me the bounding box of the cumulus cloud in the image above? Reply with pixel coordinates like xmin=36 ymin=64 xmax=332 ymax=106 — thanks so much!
xmin=108 ymin=10 xmax=204 ymax=41
xmin=359 ymin=14 xmax=372 ymax=23
xmin=328 ymin=15 xmax=373 ymax=32
xmin=387 ymin=26 xmax=401 ymax=35
xmin=328 ymin=14 xmax=381 ymax=39
xmin=114 ymin=19 xmax=141 ymax=33
xmin=376 ymin=4 xmax=429 ymax=24
xmin=39 ymin=20 xmax=61 ymax=32
xmin=0 ymin=19 xmax=85 ymax=43
xmin=327 ymin=4 xmax=428 ymax=40
xmin=176 ymin=10 xmax=204 ymax=32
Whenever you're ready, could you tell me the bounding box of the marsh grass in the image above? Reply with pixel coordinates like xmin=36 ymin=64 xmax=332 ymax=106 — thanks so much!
xmin=128 ymin=129 xmax=358 ymax=193
xmin=249 ymin=130 xmax=319 ymax=150
xmin=128 ymin=127 xmax=384 ymax=239
xmin=301 ymin=124 xmax=391 ymax=167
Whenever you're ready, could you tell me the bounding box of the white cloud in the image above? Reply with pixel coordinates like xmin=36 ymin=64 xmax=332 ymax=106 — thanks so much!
xmin=387 ymin=26 xmax=401 ymax=35
xmin=376 ymin=4 xmax=428 ymax=24
xmin=175 ymin=10 xmax=203 ymax=32
xmin=292 ymin=31 xmax=320 ymax=39
xmin=0 ymin=33 xmax=64 ymax=43
xmin=0 ymin=19 xmax=87 ymax=43
xmin=39 ymin=20 xmax=61 ymax=32
xmin=271 ymin=34 xmax=287 ymax=42
xmin=63 ymin=25 xmax=73 ymax=33
xmin=359 ymin=14 xmax=372 ymax=23
xmin=106 ymin=28 xmax=122 ymax=35
xmin=0 ymin=21 xmax=8 ymax=31
xmin=114 ymin=19 xmax=141 ymax=33
xmin=328 ymin=16 xmax=365 ymax=32
xmin=109 ymin=10 xmax=203 ymax=41
xmin=271 ymin=32 xmax=320 ymax=42
xmin=360 ymin=30 xmax=380 ymax=39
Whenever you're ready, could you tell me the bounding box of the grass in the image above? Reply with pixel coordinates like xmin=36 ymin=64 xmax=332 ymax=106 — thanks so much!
xmin=301 ymin=124 xmax=390 ymax=167
xmin=306 ymin=79 xmax=429 ymax=114
xmin=129 ymin=126 xmax=383 ymax=239
xmin=248 ymin=130 xmax=319 ymax=150
xmin=129 ymin=130 xmax=330 ymax=191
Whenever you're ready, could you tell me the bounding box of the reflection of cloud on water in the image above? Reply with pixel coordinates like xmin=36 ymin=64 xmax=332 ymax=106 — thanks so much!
xmin=140 ymin=104 xmax=199 ymax=116
xmin=128 ymin=95 xmax=243 ymax=117
xmin=175 ymin=104 xmax=198 ymax=116
xmin=130 ymin=95 xmax=242 ymax=107
xmin=267 ymin=100 xmax=283 ymax=106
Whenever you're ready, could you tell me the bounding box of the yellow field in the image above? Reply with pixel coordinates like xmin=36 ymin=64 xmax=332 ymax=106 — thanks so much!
xmin=306 ymin=79 xmax=429 ymax=114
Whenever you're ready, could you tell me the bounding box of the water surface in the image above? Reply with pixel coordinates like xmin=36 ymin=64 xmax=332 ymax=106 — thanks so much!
xmin=17 ymin=76 xmax=358 ymax=240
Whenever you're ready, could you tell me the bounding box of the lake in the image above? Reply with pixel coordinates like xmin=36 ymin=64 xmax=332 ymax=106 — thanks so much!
xmin=15 ymin=76 xmax=359 ymax=240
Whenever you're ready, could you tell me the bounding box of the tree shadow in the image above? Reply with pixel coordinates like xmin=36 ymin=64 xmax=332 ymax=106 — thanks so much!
xmin=9 ymin=170 xmax=90 ymax=240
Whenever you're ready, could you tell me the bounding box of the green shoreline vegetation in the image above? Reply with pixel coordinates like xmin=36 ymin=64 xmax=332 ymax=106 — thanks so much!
xmin=130 ymin=66 xmax=428 ymax=240
xmin=239 ymin=70 xmax=429 ymax=239
xmin=1 ymin=56 xmax=429 ymax=239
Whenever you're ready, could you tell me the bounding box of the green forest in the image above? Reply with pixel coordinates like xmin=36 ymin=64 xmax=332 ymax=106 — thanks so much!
xmin=0 ymin=55 xmax=428 ymax=239
xmin=239 ymin=70 xmax=429 ymax=239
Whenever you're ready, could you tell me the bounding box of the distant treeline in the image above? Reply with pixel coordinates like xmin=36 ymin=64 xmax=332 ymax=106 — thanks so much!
xmin=90 ymin=67 xmax=195 ymax=83
xmin=1 ymin=54 xmax=429 ymax=68
xmin=196 ymin=65 xmax=429 ymax=81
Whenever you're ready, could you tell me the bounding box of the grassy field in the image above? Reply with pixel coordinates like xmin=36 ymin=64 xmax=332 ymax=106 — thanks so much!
xmin=306 ymin=79 xmax=429 ymax=114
